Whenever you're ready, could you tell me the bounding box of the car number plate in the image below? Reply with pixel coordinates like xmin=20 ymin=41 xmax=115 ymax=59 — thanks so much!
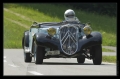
xmin=47 ymin=50 xmax=60 ymax=55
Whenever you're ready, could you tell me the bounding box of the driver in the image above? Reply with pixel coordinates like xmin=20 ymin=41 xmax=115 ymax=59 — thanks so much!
xmin=63 ymin=9 xmax=80 ymax=23
xmin=63 ymin=9 xmax=85 ymax=38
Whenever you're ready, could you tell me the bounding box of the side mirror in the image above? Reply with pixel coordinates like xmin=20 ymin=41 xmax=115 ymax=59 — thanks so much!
xmin=32 ymin=21 xmax=38 ymax=26
xmin=33 ymin=21 xmax=38 ymax=25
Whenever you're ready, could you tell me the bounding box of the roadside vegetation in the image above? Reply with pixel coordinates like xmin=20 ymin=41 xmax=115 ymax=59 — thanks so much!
xmin=102 ymin=56 xmax=116 ymax=63
xmin=4 ymin=18 xmax=28 ymax=48
xmin=3 ymin=3 xmax=116 ymax=63
xmin=102 ymin=48 xmax=115 ymax=52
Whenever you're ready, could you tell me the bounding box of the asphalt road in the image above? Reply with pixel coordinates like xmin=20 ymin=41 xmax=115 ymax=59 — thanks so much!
xmin=3 ymin=49 xmax=117 ymax=76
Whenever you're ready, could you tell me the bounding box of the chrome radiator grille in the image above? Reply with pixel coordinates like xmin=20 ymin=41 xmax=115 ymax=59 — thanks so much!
xmin=59 ymin=24 xmax=78 ymax=55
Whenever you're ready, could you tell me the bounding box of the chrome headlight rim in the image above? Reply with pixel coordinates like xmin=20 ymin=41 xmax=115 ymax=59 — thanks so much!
xmin=47 ymin=27 xmax=56 ymax=36
xmin=83 ymin=25 xmax=92 ymax=36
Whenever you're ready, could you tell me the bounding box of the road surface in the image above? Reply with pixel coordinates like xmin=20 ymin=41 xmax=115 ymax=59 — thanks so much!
xmin=3 ymin=49 xmax=117 ymax=76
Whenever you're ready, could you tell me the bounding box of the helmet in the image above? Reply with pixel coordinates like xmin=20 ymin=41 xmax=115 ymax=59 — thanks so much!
xmin=64 ymin=9 xmax=76 ymax=21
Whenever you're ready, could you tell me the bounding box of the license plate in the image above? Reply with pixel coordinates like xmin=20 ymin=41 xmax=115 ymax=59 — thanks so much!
xmin=47 ymin=50 xmax=60 ymax=55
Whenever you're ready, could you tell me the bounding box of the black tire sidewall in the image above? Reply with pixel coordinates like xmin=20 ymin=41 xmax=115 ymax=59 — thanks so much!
xmin=23 ymin=36 xmax=32 ymax=62
xmin=33 ymin=41 xmax=44 ymax=64
xmin=92 ymin=45 xmax=102 ymax=65
xmin=24 ymin=47 xmax=32 ymax=62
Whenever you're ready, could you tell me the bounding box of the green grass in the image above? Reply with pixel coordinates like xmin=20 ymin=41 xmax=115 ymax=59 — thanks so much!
xmin=102 ymin=48 xmax=115 ymax=52
xmin=4 ymin=18 xmax=28 ymax=48
xmin=3 ymin=3 xmax=116 ymax=48
xmin=4 ymin=3 xmax=61 ymax=22
xmin=4 ymin=10 xmax=32 ymax=26
xmin=102 ymin=56 xmax=116 ymax=63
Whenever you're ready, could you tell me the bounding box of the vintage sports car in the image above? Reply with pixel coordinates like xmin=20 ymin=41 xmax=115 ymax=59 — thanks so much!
xmin=22 ymin=21 xmax=102 ymax=65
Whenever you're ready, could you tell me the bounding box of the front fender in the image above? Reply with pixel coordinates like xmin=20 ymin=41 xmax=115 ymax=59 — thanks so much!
xmin=77 ymin=31 xmax=102 ymax=52
xmin=33 ymin=33 xmax=60 ymax=50
xmin=22 ymin=30 xmax=29 ymax=49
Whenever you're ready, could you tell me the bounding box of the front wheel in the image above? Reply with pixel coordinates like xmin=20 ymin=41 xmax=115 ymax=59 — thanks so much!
xmin=33 ymin=41 xmax=45 ymax=64
xmin=23 ymin=36 xmax=32 ymax=62
xmin=92 ymin=45 xmax=102 ymax=65
xmin=24 ymin=52 xmax=32 ymax=62
xmin=23 ymin=46 xmax=32 ymax=62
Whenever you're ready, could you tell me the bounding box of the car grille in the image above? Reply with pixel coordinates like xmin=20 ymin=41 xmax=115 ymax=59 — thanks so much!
xmin=59 ymin=24 xmax=78 ymax=55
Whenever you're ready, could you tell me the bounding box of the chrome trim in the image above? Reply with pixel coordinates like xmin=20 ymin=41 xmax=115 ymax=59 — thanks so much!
xmin=45 ymin=50 xmax=60 ymax=56
xmin=24 ymin=46 xmax=30 ymax=53
xmin=59 ymin=24 xmax=79 ymax=55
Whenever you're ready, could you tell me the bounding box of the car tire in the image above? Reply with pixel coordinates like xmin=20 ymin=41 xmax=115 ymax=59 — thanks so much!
xmin=22 ymin=36 xmax=24 ymax=49
xmin=77 ymin=56 xmax=85 ymax=64
xmin=92 ymin=45 xmax=102 ymax=65
xmin=24 ymin=52 xmax=32 ymax=62
xmin=33 ymin=41 xmax=44 ymax=64
xmin=23 ymin=36 xmax=32 ymax=62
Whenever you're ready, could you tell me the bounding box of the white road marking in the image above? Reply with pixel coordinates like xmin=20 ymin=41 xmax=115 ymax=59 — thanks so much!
xmin=85 ymin=59 xmax=92 ymax=62
xmin=4 ymin=56 xmax=6 ymax=58
xmin=8 ymin=64 xmax=19 ymax=67
xmin=102 ymin=62 xmax=116 ymax=64
xmin=4 ymin=56 xmax=7 ymax=62
xmin=4 ymin=60 xmax=7 ymax=62
xmin=28 ymin=71 xmax=43 ymax=75
xmin=85 ymin=59 xmax=116 ymax=64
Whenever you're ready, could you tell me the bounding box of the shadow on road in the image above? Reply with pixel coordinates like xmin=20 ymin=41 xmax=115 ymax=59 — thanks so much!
xmin=30 ymin=62 xmax=106 ymax=65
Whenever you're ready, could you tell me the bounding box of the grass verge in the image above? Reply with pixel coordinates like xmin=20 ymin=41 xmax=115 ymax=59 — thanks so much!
xmin=4 ymin=18 xmax=27 ymax=48
xmin=102 ymin=48 xmax=115 ymax=52
xmin=102 ymin=56 xmax=116 ymax=63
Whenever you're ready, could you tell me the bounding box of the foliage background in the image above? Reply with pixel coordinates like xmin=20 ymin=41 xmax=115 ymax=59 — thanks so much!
xmin=53 ymin=3 xmax=117 ymax=17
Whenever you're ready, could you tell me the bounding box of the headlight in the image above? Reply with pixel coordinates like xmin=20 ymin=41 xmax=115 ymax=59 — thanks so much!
xmin=83 ymin=25 xmax=92 ymax=35
xmin=47 ymin=27 xmax=56 ymax=36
